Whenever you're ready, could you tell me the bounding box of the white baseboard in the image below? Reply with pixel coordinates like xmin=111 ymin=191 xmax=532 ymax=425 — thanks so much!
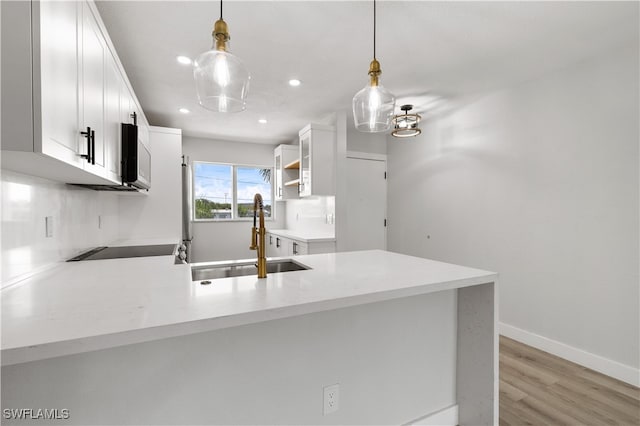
xmin=500 ymin=322 xmax=639 ymax=387
xmin=404 ymin=404 xmax=458 ymax=426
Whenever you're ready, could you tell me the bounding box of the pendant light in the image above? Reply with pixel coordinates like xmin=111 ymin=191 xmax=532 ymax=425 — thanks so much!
xmin=194 ymin=0 xmax=250 ymax=112
xmin=391 ymin=104 xmax=422 ymax=138
xmin=352 ymin=0 xmax=395 ymax=132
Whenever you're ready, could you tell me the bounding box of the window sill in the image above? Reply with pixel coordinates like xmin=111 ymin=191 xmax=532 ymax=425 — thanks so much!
xmin=192 ymin=218 xmax=276 ymax=223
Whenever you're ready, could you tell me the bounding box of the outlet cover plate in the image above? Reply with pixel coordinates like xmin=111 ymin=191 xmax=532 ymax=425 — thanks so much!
xmin=323 ymin=383 xmax=340 ymax=415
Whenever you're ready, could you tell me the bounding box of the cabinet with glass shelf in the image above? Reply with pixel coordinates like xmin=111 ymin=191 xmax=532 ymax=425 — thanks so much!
xmin=274 ymin=144 xmax=300 ymax=201
xmin=298 ymin=123 xmax=335 ymax=197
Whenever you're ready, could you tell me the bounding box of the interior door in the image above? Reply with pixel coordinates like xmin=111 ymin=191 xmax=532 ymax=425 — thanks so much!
xmin=346 ymin=157 xmax=387 ymax=251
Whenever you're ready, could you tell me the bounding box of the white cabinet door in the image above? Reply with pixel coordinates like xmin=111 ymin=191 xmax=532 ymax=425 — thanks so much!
xmin=298 ymin=124 xmax=335 ymax=198
xmin=265 ymin=232 xmax=274 ymax=257
xmin=39 ymin=0 xmax=82 ymax=167
xmin=274 ymin=151 xmax=283 ymax=201
xmin=80 ymin=1 xmax=106 ymax=175
xmin=299 ymin=131 xmax=311 ymax=197
xmin=274 ymin=235 xmax=288 ymax=257
xmin=120 ymin=85 xmax=133 ymax=125
xmin=291 ymin=240 xmax=308 ymax=256
xmin=105 ymin=53 xmax=121 ymax=182
xmin=274 ymin=144 xmax=299 ymax=201
xmin=138 ymin=118 xmax=150 ymax=149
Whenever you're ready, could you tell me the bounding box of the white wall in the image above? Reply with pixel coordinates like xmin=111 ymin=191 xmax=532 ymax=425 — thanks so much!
xmin=117 ymin=126 xmax=182 ymax=242
xmin=1 ymin=291 xmax=457 ymax=425
xmin=285 ymin=197 xmax=335 ymax=234
xmin=0 ymin=170 xmax=119 ymax=286
xmin=387 ymin=43 xmax=639 ymax=383
xmin=347 ymin=127 xmax=387 ymax=155
xmin=182 ymin=136 xmax=284 ymax=262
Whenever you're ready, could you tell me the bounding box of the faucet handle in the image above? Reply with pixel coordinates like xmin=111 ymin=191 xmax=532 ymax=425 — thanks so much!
xmin=249 ymin=226 xmax=258 ymax=250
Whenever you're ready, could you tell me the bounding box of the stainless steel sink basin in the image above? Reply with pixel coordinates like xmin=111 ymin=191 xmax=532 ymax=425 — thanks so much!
xmin=191 ymin=259 xmax=311 ymax=281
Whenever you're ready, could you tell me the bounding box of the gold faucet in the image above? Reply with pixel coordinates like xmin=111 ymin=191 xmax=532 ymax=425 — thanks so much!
xmin=249 ymin=193 xmax=267 ymax=278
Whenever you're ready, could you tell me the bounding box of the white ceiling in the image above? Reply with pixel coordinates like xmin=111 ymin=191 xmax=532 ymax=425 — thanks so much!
xmin=96 ymin=1 xmax=638 ymax=145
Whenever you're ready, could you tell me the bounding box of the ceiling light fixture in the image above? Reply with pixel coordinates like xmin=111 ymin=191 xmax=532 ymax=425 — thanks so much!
xmin=352 ymin=0 xmax=395 ymax=133
xmin=179 ymin=108 xmax=190 ymax=114
xmin=391 ymin=104 xmax=422 ymax=138
xmin=288 ymin=79 xmax=301 ymax=87
xmin=258 ymin=118 xmax=267 ymax=124
xmin=194 ymin=0 xmax=250 ymax=112
xmin=176 ymin=56 xmax=192 ymax=66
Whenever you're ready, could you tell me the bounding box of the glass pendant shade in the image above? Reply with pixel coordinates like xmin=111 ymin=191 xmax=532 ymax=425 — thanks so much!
xmin=194 ymin=10 xmax=250 ymax=113
xmin=352 ymin=0 xmax=395 ymax=132
xmin=353 ymin=83 xmax=395 ymax=132
xmin=194 ymin=49 xmax=250 ymax=112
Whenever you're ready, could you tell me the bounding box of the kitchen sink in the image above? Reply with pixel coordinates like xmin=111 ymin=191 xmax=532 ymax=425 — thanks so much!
xmin=191 ymin=259 xmax=311 ymax=281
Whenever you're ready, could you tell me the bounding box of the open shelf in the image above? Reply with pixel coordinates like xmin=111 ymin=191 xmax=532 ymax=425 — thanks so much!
xmin=284 ymin=159 xmax=300 ymax=170
xmin=284 ymin=178 xmax=300 ymax=187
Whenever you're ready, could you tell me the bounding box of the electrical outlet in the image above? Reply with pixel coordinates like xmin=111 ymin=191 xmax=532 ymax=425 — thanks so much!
xmin=45 ymin=216 xmax=53 ymax=238
xmin=323 ymin=383 xmax=340 ymax=415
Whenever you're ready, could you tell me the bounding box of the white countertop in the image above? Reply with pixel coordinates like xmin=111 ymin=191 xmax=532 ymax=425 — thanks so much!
xmin=267 ymin=228 xmax=335 ymax=243
xmin=1 ymin=250 xmax=496 ymax=366
xmin=108 ymin=237 xmax=181 ymax=247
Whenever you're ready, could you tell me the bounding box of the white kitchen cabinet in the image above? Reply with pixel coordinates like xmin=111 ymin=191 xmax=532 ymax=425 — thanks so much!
xmin=266 ymin=231 xmax=335 ymax=258
xmin=274 ymin=144 xmax=300 ymax=201
xmin=1 ymin=0 xmax=149 ymax=186
xmin=105 ymin=53 xmax=122 ymax=182
xmin=298 ymin=123 xmax=336 ymax=197
xmin=290 ymin=240 xmax=308 ymax=256
xmin=38 ymin=0 xmax=83 ymax=169
xmin=266 ymin=232 xmax=286 ymax=258
xmin=80 ymin=0 xmax=107 ymax=176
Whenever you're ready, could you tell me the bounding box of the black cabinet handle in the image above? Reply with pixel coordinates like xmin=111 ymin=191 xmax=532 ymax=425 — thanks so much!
xmin=293 ymin=242 xmax=298 ymax=255
xmin=80 ymin=126 xmax=91 ymax=161
xmin=276 ymin=237 xmax=281 ymax=248
xmin=269 ymin=235 xmax=273 ymax=245
xmin=90 ymin=130 xmax=95 ymax=165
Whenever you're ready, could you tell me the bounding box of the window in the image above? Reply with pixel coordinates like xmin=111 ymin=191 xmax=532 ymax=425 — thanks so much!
xmin=193 ymin=162 xmax=273 ymax=220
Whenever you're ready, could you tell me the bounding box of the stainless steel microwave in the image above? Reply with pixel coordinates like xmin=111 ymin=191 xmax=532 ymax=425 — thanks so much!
xmin=121 ymin=123 xmax=151 ymax=190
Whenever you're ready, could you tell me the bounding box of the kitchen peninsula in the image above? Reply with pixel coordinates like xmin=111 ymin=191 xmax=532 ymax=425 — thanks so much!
xmin=1 ymin=250 xmax=497 ymax=425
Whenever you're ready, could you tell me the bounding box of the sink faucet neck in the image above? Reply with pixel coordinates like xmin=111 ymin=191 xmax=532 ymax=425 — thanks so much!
xmin=249 ymin=193 xmax=267 ymax=278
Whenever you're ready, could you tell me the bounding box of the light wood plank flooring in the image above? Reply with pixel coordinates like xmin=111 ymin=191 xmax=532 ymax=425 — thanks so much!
xmin=500 ymin=336 xmax=640 ymax=426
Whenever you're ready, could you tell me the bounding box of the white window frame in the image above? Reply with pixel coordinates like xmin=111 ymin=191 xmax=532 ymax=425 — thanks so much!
xmin=192 ymin=161 xmax=275 ymax=222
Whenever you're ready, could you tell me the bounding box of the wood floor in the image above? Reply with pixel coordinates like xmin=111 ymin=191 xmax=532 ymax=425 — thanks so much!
xmin=499 ymin=336 xmax=640 ymax=426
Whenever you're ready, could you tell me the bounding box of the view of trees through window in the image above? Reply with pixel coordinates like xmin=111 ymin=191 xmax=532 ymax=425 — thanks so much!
xmin=193 ymin=162 xmax=272 ymax=220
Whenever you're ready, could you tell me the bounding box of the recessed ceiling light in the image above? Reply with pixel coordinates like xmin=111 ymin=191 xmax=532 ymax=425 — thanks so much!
xmin=288 ymin=79 xmax=301 ymax=87
xmin=258 ymin=118 xmax=267 ymax=124
xmin=176 ymin=56 xmax=192 ymax=65
xmin=179 ymin=108 xmax=190 ymax=114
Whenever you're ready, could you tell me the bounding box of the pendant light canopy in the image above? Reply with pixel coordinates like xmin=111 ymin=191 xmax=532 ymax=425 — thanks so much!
xmin=352 ymin=0 xmax=395 ymax=133
xmin=194 ymin=0 xmax=250 ymax=112
xmin=391 ymin=104 xmax=422 ymax=138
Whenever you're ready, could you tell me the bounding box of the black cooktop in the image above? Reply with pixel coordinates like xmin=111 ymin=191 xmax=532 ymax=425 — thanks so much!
xmin=68 ymin=244 xmax=177 ymax=261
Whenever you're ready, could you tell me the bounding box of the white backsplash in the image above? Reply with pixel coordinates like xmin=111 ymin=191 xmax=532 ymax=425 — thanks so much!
xmin=1 ymin=170 xmax=119 ymax=286
xmin=284 ymin=196 xmax=335 ymax=234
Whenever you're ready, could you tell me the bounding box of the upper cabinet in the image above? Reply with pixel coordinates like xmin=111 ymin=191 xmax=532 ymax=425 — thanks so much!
xmin=80 ymin=0 xmax=107 ymax=177
xmin=38 ymin=0 xmax=83 ymax=169
xmin=1 ymin=0 xmax=149 ymax=186
xmin=298 ymin=123 xmax=335 ymax=198
xmin=274 ymin=144 xmax=300 ymax=201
